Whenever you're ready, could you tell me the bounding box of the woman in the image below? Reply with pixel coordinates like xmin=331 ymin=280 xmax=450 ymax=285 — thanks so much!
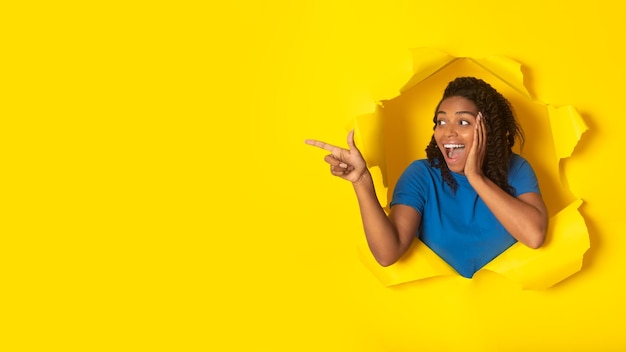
xmin=305 ymin=77 xmax=548 ymax=278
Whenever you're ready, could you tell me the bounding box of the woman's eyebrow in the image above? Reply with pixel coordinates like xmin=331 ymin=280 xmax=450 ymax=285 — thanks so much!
xmin=455 ymin=111 xmax=477 ymax=116
xmin=437 ymin=110 xmax=477 ymax=116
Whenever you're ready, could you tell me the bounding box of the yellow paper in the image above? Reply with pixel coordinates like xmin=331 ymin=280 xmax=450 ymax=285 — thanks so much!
xmin=357 ymin=237 xmax=458 ymax=286
xmin=354 ymin=48 xmax=590 ymax=289
xmin=399 ymin=47 xmax=455 ymax=93
xmin=472 ymin=56 xmax=532 ymax=99
xmin=548 ymin=105 xmax=589 ymax=159
xmin=483 ymin=199 xmax=589 ymax=290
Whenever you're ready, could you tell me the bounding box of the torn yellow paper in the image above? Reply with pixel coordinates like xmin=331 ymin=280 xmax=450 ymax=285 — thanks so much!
xmin=548 ymin=105 xmax=589 ymax=159
xmin=399 ymin=47 xmax=455 ymax=93
xmin=482 ymin=199 xmax=589 ymax=290
xmin=357 ymin=236 xmax=457 ymax=287
xmin=350 ymin=110 xmax=388 ymax=188
xmin=472 ymin=56 xmax=532 ymax=99
xmin=354 ymin=48 xmax=590 ymax=289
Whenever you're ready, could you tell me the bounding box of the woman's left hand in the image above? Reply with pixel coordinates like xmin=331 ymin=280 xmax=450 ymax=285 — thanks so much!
xmin=464 ymin=112 xmax=486 ymax=178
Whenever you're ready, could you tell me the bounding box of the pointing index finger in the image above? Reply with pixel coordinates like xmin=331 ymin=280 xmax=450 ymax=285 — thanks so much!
xmin=305 ymin=139 xmax=340 ymax=153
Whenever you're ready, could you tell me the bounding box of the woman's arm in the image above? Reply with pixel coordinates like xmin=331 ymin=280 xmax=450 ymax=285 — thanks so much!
xmin=467 ymin=176 xmax=547 ymax=248
xmin=465 ymin=114 xmax=548 ymax=248
xmin=352 ymin=172 xmax=420 ymax=266
xmin=306 ymin=131 xmax=419 ymax=265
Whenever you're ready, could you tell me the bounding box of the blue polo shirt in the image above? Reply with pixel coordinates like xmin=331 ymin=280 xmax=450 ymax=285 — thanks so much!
xmin=389 ymin=154 xmax=541 ymax=278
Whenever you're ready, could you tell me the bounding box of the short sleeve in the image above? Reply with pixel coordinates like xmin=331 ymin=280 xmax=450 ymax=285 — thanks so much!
xmin=389 ymin=160 xmax=429 ymax=215
xmin=508 ymin=155 xmax=541 ymax=197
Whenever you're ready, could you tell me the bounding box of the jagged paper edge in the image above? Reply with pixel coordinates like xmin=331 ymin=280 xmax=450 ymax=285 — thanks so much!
xmin=353 ymin=48 xmax=591 ymax=289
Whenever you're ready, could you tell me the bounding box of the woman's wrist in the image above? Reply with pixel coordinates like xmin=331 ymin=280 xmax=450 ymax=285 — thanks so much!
xmin=466 ymin=170 xmax=485 ymax=185
xmin=352 ymin=169 xmax=373 ymax=187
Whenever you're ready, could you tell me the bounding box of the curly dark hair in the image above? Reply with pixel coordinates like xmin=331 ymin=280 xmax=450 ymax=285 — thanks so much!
xmin=425 ymin=77 xmax=524 ymax=194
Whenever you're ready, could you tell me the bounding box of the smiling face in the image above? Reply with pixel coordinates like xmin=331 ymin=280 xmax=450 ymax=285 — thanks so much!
xmin=434 ymin=96 xmax=479 ymax=175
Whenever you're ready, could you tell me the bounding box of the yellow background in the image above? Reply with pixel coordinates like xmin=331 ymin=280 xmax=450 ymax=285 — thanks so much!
xmin=1 ymin=1 xmax=623 ymax=351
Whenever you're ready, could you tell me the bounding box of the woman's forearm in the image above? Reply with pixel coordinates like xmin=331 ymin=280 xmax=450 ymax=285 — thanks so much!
xmin=468 ymin=174 xmax=548 ymax=248
xmin=352 ymin=171 xmax=409 ymax=266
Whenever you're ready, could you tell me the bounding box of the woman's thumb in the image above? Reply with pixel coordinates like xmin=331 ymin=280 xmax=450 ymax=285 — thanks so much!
xmin=347 ymin=129 xmax=359 ymax=152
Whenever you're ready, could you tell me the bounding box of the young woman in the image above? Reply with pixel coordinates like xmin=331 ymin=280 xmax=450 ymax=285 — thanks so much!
xmin=305 ymin=77 xmax=548 ymax=278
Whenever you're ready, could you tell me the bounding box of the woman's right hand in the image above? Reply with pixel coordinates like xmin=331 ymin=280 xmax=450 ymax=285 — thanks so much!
xmin=305 ymin=130 xmax=368 ymax=184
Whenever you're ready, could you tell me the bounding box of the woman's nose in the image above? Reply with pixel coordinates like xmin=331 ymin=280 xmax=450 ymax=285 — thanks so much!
xmin=445 ymin=124 xmax=458 ymax=136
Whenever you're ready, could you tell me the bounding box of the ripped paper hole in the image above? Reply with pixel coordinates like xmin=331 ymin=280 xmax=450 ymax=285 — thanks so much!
xmin=352 ymin=48 xmax=589 ymax=290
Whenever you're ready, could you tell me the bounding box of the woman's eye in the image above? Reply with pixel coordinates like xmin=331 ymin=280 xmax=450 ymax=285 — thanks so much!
xmin=460 ymin=120 xmax=470 ymax=126
xmin=436 ymin=120 xmax=446 ymax=126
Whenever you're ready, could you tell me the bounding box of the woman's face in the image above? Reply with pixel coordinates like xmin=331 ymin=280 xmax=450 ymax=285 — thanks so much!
xmin=434 ymin=96 xmax=479 ymax=175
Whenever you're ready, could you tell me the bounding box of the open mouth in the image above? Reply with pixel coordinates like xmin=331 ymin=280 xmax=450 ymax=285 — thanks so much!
xmin=443 ymin=143 xmax=465 ymax=158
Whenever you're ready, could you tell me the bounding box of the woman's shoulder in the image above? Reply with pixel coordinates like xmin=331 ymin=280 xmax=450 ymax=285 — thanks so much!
xmin=509 ymin=153 xmax=532 ymax=169
xmin=400 ymin=159 xmax=439 ymax=180
xmin=508 ymin=153 xmax=539 ymax=181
